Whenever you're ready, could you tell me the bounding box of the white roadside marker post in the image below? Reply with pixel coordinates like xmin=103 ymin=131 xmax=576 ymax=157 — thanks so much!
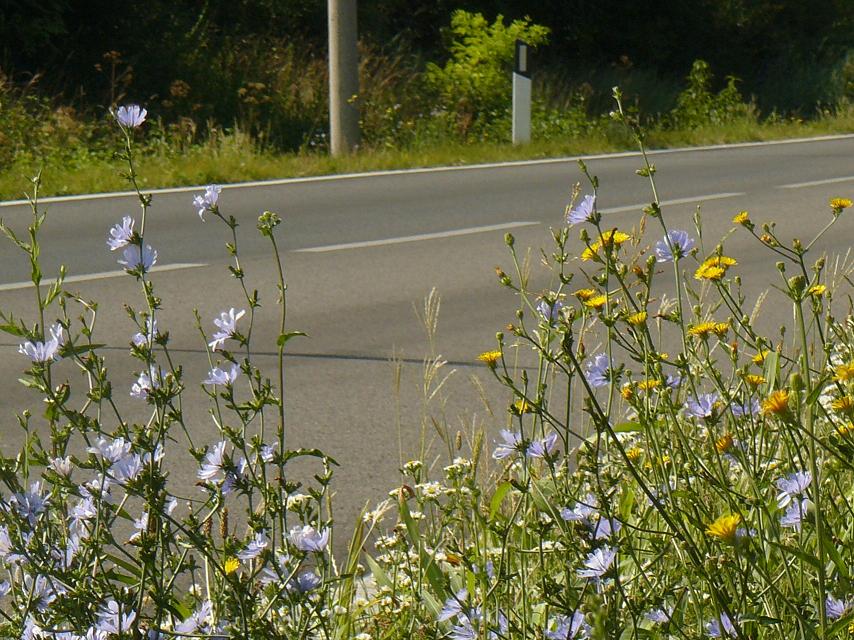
xmin=512 ymin=39 xmax=532 ymax=145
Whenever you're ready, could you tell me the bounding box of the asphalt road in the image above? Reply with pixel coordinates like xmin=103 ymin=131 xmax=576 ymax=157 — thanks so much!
xmin=1 ymin=135 xmax=852 ymax=549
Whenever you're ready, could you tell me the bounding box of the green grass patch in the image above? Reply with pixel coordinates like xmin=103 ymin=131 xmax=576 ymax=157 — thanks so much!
xmin=1 ymin=107 xmax=851 ymax=200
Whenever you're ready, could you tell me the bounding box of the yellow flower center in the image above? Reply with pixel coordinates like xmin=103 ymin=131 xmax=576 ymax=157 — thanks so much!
xmin=706 ymin=513 xmax=741 ymax=543
xmin=761 ymin=389 xmax=790 ymax=416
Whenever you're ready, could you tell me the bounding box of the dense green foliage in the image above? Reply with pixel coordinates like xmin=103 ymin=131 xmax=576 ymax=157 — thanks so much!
xmin=1 ymin=0 xmax=851 ymax=152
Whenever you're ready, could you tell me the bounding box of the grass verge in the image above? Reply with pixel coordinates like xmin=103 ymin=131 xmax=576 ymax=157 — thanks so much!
xmin=1 ymin=109 xmax=852 ymax=200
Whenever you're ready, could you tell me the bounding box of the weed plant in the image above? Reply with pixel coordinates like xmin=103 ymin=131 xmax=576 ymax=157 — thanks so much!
xmin=0 ymin=92 xmax=853 ymax=639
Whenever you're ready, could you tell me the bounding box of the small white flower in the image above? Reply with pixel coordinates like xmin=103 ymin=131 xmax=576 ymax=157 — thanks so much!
xmin=132 ymin=318 xmax=158 ymax=347
xmin=118 ymin=244 xmax=157 ymax=272
xmin=203 ymin=363 xmax=240 ymax=387
xmin=49 ymin=456 xmax=73 ymax=476
xmin=96 ymin=600 xmax=137 ymax=635
xmin=198 ymin=441 xmax=227 ymax=481
xmin=237 ymin=531 xmax=269 ymax=560
xmin=193 ymin=185 xmax=222 ymax=221
xmin=289 ymin=524 xmax=330 ymax=552
xmin=209 ymin=308 xmax=245 ymax=351
xmin=115 ymin=104 xmax=147 ymax=128
xmin=107 ymin=216 xmax=135 ymax=250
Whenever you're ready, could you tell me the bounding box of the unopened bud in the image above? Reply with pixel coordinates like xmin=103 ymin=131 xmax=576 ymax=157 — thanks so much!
xmin=788 ymin=275 xmax=806 ymax=294
xmin=504 ymin=233 xmax=515 ymax=247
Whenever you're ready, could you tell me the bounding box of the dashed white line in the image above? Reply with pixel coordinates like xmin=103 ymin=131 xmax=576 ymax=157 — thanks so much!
xmin=0 ymin=263 xmax=207 ymax=291
xmin=777 ymin=176 xmax=854 ymax=189
xmin=294 ymin=221 xmax=540 ymax=253
xmin=600 ymin=192 xmax=745 ymax=214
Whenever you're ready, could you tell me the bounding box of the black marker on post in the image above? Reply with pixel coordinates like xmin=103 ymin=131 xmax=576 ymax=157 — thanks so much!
xmin=513 ymin=39 xmax=531 ymax=145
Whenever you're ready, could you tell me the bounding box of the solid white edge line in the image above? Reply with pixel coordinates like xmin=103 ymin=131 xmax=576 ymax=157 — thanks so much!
xmin=0 ymin=263 xmax=207 ymax=291
xmin=777 ymin=176 xmax=854 ymax=189
xmin=600 ymin=192 xmax=745 ymax=214
xmin=2 ymin=134 xmax=852 ymax=207
xmin=295 ymin=221 xmax=540 ymax=253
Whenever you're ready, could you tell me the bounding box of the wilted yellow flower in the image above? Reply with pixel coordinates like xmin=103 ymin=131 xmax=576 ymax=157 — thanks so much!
xmin=829 ymin=197 xmax=852 ymax=213
xmin=581 ymin=230 xmax=631 ymax=261
xmin=621 ymin=384 xmax=634 ymax=401
xmin=761 ymin=389 xmax=790 ymax=416
xmin=583 ymin=295 xmax=608 ymax=310
xmin=715 ymin=433 xmax=734 ymax=454
xmin=742 ymin=374 xmax=765 ymax=388
xmin=688 ymin=321 xmax=718 ymax=338
xmin=627 ymin=310 xmax=647 ymax=326
xmin=808 ymin=284 xmax=826 ymax=297
xmin=574 ymin=288 xmax=597 ymax=301
xmin=224 ymin=557 xmax=240 ymax=574
xmin=732 ymin=210 xmax=750 ymax=225
xmin=831 ymin=396 xmax=853 ymax=413
xmin=834 ymin=362 xmax=854 ymax=382
xmin=477 ymin=350 xmax=502 ymax=367
xmin=752 ymin=350 xmax=770 ymax=366
xmin=706 ymin=513 xmax=741 ymax=543
xmin=626 ymin=446 xmax=643 ymax=461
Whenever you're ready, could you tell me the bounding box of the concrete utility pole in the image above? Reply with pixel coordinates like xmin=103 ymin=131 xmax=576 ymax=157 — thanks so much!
xmin=512 ymin=39 xmax=532 ymax=145
xmin=328 ymin=0 xmax=360 ymax=155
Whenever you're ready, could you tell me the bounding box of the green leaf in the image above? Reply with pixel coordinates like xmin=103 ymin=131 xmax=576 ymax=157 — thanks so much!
xmin=489 ymin=481 xmax=513 ymax=520
xmin=821 ymin=530 xmax=849 ymax=579
xmin=281 ymin=448 xmax=338 ymax=466
xmin=768 ymin=540 xmax=821 ymax=570
xmin=399 ymin=497 xmax=446 ymax=598
xmin=277 ymin=330 xmax=308 ymax=347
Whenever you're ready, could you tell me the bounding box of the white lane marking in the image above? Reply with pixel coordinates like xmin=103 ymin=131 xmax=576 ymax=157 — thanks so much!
xmin=777 ymin=176 xmax=854 ymax=189
xmin=295 ymin=222 xmax=540 ymax=253
xmin=600 ymin=192 xmax=745 ymax=214
xmin=0 ymin=263 xmax=207 ymax=291
xmin=2 ymin=134 xmax=852 ymax=207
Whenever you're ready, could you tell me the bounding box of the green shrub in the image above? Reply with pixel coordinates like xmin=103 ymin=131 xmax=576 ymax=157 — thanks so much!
xmin=424 ymin=10 xmax=549 ymax=138
xmin=669 ymin=59 xmax=755 ymax=128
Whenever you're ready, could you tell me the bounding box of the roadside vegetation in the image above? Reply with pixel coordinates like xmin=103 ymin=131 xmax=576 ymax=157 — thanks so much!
xmin=1 ymin=6 xmax=852 ymax=199
xmin=0 ymin=85 xmax=852 ymax=638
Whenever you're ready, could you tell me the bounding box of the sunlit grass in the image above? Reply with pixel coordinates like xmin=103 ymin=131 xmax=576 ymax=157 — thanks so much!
xmin=1 ymin=107 xmax=851 ymax=199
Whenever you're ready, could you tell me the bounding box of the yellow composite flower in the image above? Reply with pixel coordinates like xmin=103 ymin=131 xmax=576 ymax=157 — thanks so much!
xmin=512 ymin=399 xmax=536 ymax=415
xmin=715 ymin=433 xmax=734 ymax=454
xmin=836 ymin=422 xmax=854 ymax=437
xmin=688 ymin=321 xmax=721 ymax=339
xmin=831 ymin=396 xmax=853 ymax=413
xmin=627 ymin=310 xmax=647 ymax=326
xmin=637 ymin=378 xmax=661 ymax=392
xmin=224 ymin=557 xmax=240 ymax=574
xmin=706 ymin=513 xmax=741 ymax=543
xmin=829 ymin=197 xmax=852 ymax=212
xmin=574 ymin=288 xmax=597 ymax=301
xmin=621 ymin=384 xmax=634 ymax=401
xmin=808 ymin=284 xmax=827 ymax=297
xmin=477 ymin=350 xmax=502 ymax=367
xmin=583 ymin=294 xmax=608 ymax=310
xmin=742 ymin=374 xmax=765 ymax=388
xmin=752 ymin=350 xmax=770 ymax=366
xmin=761 ymin=389 xmax=790 ymax=416
xmin=732 ymin=210 xmax=750 ymax=225
xmin=581 ymin=230 xmax=631 ymax=261
xmin=695 ymin=255 xmax=737 ymax=281
xmin=834 ymin=362 xmax=854 ymax=382
xmin=626 ymin=446 xmax=643 ymax=461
